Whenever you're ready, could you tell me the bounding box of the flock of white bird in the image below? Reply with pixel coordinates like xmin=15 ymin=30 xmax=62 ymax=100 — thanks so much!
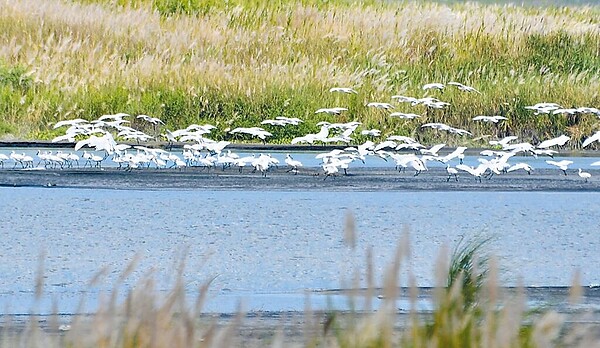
xmin=2 ymin=81 xmax=600 ymax=182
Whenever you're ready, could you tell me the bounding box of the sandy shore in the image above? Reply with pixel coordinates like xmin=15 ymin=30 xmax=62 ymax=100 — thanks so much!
xmin=0 ymin=166 xmax=599 ymax=191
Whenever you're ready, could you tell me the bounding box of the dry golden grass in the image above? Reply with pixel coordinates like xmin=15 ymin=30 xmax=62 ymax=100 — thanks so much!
xmin=0 ymin=0 xmax=599 ymax=144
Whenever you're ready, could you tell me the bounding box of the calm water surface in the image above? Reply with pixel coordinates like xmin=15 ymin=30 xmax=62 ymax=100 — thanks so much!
xmin=1 ymin=187 xmax=599 ymax=313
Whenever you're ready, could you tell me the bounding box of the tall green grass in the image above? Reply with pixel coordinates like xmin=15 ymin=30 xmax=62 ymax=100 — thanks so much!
xmin=0 ymin=0 xmax=599 ymax=146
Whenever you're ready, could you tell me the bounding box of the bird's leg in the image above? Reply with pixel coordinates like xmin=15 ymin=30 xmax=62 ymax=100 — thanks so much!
xmin=563 ymin=170 xmax=567 ymax=176
xmin=446 ymin=175 xmax=450 ymax=182
xmin=454 ymin=174 xmax=458 ymax=182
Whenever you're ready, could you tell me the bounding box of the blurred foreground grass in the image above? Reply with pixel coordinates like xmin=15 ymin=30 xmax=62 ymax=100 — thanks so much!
xmin=0 ymin=223 xmax=596 ymax=347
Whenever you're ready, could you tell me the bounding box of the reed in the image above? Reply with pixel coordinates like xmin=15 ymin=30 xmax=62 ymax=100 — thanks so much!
xmin=0 ymin=227 xmax=595 ymax=347
xmin=0 ymin=0 xmax=599 ymax=146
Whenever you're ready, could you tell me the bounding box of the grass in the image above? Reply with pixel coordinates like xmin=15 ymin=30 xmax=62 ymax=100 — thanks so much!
xmin=0 ymin=0 xmax=599 ymax=147
xmin=0 ymin=224 xmax=595 ymax=347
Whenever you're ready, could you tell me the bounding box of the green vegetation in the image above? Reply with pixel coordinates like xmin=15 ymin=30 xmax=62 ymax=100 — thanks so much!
xmin=0 ymin=0 xmax=599 ymax=146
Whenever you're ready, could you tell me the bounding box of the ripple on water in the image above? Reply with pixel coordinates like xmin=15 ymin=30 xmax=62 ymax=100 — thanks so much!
xmin=1 ymin=188 xmax=599 ymax=313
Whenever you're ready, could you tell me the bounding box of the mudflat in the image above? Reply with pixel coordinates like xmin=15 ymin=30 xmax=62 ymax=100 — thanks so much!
xmin=0 ymin=166 xmax=598 ymax=191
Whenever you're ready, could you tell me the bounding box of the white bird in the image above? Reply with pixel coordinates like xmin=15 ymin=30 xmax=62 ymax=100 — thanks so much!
xmin=261 ymin=119 xmax=288 ymax=126
xmin=391 ymin=95 xmax=419 ymax=104
xmin=137 ymin=114 xmax=165 ymax=125
xmin=552 ymin=108 xmax=579 ymax=115
xmin=489 ymin=136 xmax=518 ymax=147
xmin=578 ymin=168 xmax=591 ymax=182
xmin=420 ymin=143 xmax=446 ymax=156
xmin=251 ymin=154 xmax=273 ymax=177
xmin=0 ymin=153 xmax=8 ymax=168
xmin=439 ymin=147 xmax=467 ymax=164
xmin=532 ymin=149 xmax=557 ymax=158
xmin=416 ymin=97 xmax=451 ymax=109
xmin=10 ymin=151 xmax=26 ymax=168
xmin=421 ymin=123 xmax=472 ymax=136
xmin=284 ymin=154 xmax=303 ymax=174
xmin=315 ymin=107 xmax=348 ymax=115
xmin=472 ymin=115 xmax=507 ymax=123
xmin=537 ymin=135 xmax=570 ymax=149
xmin=507 ymin=163 xmax=533 ymax=175
xmin=389 ymin=112 xmax=420 ymax=119
xmin=229 ymin=127 xmax=272 ymax=142
xmin=410 ymin=158 xmax=427 ymax=176
xmin=456 ymin=163 xmax=488 ymax=182
xmin=329 ymin=87 xmax=357 ymax=94
xmin=387 ymin=135 xmax=417 ymax=144
xmin=448 ymin=82 xmax=480 ymax=93
xmin=53 ymin=118 xmax=88 ymax=129
xmin=361 ymin=129 xmax=381 ymax=137
xmin=582 ymin=131 xmax=600 ymax=148
xmin=275 ymin=116 xmax=303 ymax=125
xmin=546 ymin=160 xmax=573 ymax=175
xmin=366 ymin=102 xmax=394 ymax=110
xmin=98 ymin=112 xmax=130 ymax=122
xmin=322 ymin=162 xmax=339 ymax=180
xmin=422 ymin=83 xmax=445 ymax=91
xmin=524 ymin=103 xmax=561 ymax=115
xmin=446 ymin=164 xmax=459 ymax=182
xmin=577 ymin=107 xmax=600 ymax=115
xmin=75 ymin=133 xmax=117 ymax=154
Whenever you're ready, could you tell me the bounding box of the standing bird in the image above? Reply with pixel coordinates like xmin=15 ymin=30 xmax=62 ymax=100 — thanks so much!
xmin=0 ymin=153 xmax=9 ymax=168
xmin=284 ymin=154 xmax=303 ymax=175
xmin=578 ymin=168 xmax=591 ymax=182
xmin=446 ymin=165 xmax=459 ymax=182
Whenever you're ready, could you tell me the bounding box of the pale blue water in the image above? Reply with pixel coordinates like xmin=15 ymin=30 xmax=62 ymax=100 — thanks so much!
xmin=1 ymin=187 xmax=599 ymax=314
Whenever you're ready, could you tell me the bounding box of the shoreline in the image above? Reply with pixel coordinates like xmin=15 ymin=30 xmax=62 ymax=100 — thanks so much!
xmin=1 ymin=140 xmax=600 ymax=158
xmin=1 ymin=166 xmax=599 ymax=192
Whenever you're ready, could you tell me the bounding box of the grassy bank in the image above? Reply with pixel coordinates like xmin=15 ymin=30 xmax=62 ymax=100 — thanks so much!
xmin=0 ymin=0 xmax=599 ymax=146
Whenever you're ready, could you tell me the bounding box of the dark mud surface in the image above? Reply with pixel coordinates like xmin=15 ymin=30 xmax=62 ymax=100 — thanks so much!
xmin=1 ymin=166 xmax=600 ymax=192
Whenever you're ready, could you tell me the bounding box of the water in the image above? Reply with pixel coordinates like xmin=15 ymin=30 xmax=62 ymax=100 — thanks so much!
xmin=1 ymin=187 xmax=599 ymax=314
